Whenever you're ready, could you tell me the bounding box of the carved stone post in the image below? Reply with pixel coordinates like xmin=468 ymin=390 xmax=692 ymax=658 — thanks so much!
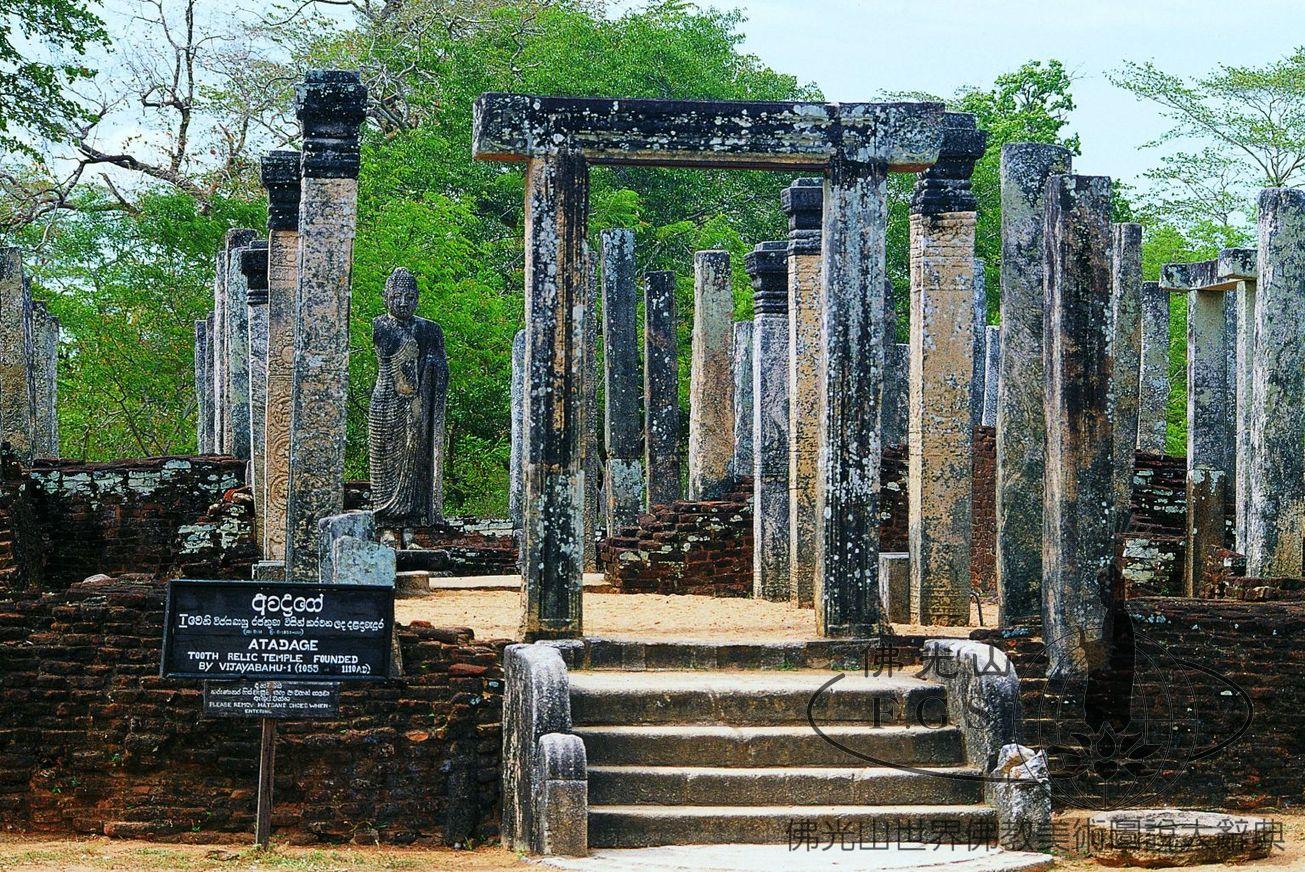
xmin=996 ymin=142 xmax=1072 ymax=626
xmin=644 ymin=270 xmax=680 ymax=508
xmin=971 ymin=260 xmax=987 ymax=429
xmin=521 ymin=149 xmax=589 ymax=639
xmin=195 ymin=318 xmax=212 ymax=453
xmin=510 ymin=328 xmax=527 ymax=529
xmin=581 ymin=244 xmax=600 ymax=568
xmin=981 ymin=325 xmax=1000 ymax=428
xmin=816 ymin=154 xmax=888 ymax=637
xmin=907 ymin=113 xmax=984 ymax=626
xmin=1247 ymin=189 xmax=1305 ymax=577
xmin=31 ymin=301 xmax=58 ymax=457
xmin=688 ymin=250 xmax=734 ymax=500
xmin=1136 ymin=280 xmax=1170 ymax=453
xmin=260 ymin=149 xmax=302 ymax=565
xmin=600 ymin=229 xmax=643 ymax=531
xmin=1109 ymin=224 xmax=1142 ymax=529
xmin=241 ymin=243 xmax=270 ymax=547
xmin=284 ymin=71 xmax=366 ymax=580
xmin=222 ymin=230 xmax=257 ymax=460
xmin=731 ymin=321 xmax=754 ymax=483
xmin=1042 ymin=174 xmax=1115 ymax=680
xmin=747 ymin=241 xmax=790 ymax=601
xmin=0 ymin=248 xmax=33 ymax=459
xmin=784 ymin=177 xmax=823 ymax=607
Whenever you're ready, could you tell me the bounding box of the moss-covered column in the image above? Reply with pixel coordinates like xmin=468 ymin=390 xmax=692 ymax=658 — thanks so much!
xmin=688 ymin=250 xmax=734 ymax=500
xmin=644 ymin=270 xmax=680 ymax=508
xmin=600 ymin=229 xmax=644 ymax=531
xmin=31 ymin=301 xmax=59 ymax=458
xmin=747 ymin=241 xmax=790 ymax=602
xmin=1136 ymin=280 xmax=1170 ymax=454
xmin=731 ymin=320 xmax=754 ymax=484
xmin=0 ymin=247 xmax=33 ymax=459
xmin=1109 ymin=224 xmax=1142 ymax=529
xmin=195 ymin=318 xmax=212 ymax=453
xmin=241 ymin=242 xmax=270 ymax=549
xmin=221 ymin=229 xmax=257 ymax=460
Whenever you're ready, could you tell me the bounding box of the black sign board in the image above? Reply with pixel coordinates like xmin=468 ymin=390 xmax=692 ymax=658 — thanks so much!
xmin=203 ymin=681 xmax=341 ymax=719
xmin=162 ymin=579 xmax=394 ymax=682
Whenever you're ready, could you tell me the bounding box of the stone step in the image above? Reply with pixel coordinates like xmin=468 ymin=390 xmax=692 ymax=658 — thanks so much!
xmin=573 ymin=724 xmax=966 ymax=767
xmin=569 ymin=670 xmax=946 ymax=726
xmin=588 ymin=765 xmax=984 ymax=806
xmin=588 ymin=803 xmax=998 ymax=848
xmin=539 ymin=843 xmax=1055 ymax=872
xmin=551 ymin=638 xmax=927 ymax=672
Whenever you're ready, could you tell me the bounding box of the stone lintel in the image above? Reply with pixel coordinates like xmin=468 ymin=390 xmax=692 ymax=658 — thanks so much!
xmin=1159 ymin=249 xmax=1256 ymax=293
xmin=260 ymin=149 xmax=302 ymax=231
xmin=473 ymin=94 xmax=946 ymax=171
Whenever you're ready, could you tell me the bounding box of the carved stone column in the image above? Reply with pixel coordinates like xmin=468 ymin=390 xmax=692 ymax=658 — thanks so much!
xmin=1136 ymin=280 xmax=1170 ymax=454
xmin=981 ymin=325 xmax=1000 ymax=428
xmin=241 ymin=242 xmax=270 ymax=548
xmin=260 ymin=149 xmax=302 ymax=565
xmin=0 ymin=248 xmax=33 ymax=459
xmin=907 ymin=113 xmax=984 ymax=626
xmin=284 ymin=71 xmax=366 ymax=580
xmin=31 ymin=301 xmax=58 ymax=457
xmin=195 ymin=318 xmax=211 ymax=453
xmin=996 ymin=143 xmax=1072 ymax=626
xmin=222 ymin=229 xmax=257 ymax=460
xmin=1042 ymin=174 xmax=1115 ymax=680
xmin=783 ymin=177 xmax=822 ymax=607
xmin=731 ymin=320 xmax=753 ymax=483
xmin=747 ymin=241 xmax=790 ymax=601
xmin=510 ymin=327 xmax=527 ymax=529
xmin=521 ymin=149 xmax=589 ymax=639
xmin=644 ymin=270 xmax=680 ymax=508
xmin=688 ymin=250 xmax=734 ymax=500
xmin=1247 ymin=189 xmax=1305 ymax=577
xmin=1109 ymin=224 xmax=1142 ymax=530
xmin=600 ymin=229 xmax=643 ymax=531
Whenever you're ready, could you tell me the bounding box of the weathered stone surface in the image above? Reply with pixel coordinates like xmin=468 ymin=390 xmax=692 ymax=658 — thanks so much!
xmin=581 ymin=244 xmax=601 ymax=569
xmin=510 ymin=328 xmax=527 ymax=529
xmin=784 ymin=177 xmax=822 ymax=607
xmin=878 ymin=551 xmax=910 ymax=623
xmin=29 ymin=300 xmax=58 ymax=458
xmin=688 ymin=250 xmax=734 ymax=500
xmin=982 ymin=325 xmax=1000 ymax=428
xmin=1247 ymin=189 xmax=1305 ymax=576
xmin=644 ymin=270 xmax=680 ymax=508
xmin=1109 ymin=223 xmax=1142 ymax=530
xmin=222 ymin=231 xmax=258 ymax=461
xmin=971 ymin=260 xmax=987 ymax=429
xmin=1042 ymin=174 xmax=1115 ymax=680
xmin=331 ymin=534 xmax=396 ymax=586
xmin=882 ymin=340 xmax=910 ymax=450
xmin=502 ymin=643 xmax=572 ymax=853
xmin=284 ymin=71 xmax=365 ymax=580
xmin=600 ymin=229 xmax=643 ymax=532
xmin=241 ymin=243 xmax=270 ymax=547
xmin=996 ymin=143 xmax=1071 ymax=626
xmin=533 ymin=732 xmax=588 ymax=857
xmin=1185 ymin=467 xmax=1226 ymax=596
xmin=919 ymin=639 xmax=1022 ymax=779
xmin=195 ymin=318 xmax=212 ymax=453
xmin=317 ymin=510 xmax=375 ymax=584
xmin=1137 ymin=280 xmax=1170 ymax=454
xmin=211 ymin=247 xmax=227 ymax=455
xmin=1227 ymin=259 xmax=1257 ymax=552
xmin=746 ymin=241 xmax=789 ymax=602
xmin=730 ymin=320 xmax=753 ymax=483
xmin=990 ymin=745 xmax=1052 ymax=853
xmin=473 ymin=94 xmax=946 ymax=171
xmin=0 ymin=247 xmax=33 ymax=459
xmin=1087 ymin=809 xmax=1273 ymax=868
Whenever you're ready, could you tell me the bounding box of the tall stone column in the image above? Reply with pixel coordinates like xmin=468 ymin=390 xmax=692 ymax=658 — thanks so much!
xmin=260 ymin=149 xmax=302 ymax=565
xmin=600 ymin=229 xmax=644 ymax=531
xmin=1220 ymin=249 xmax=1257 ymax=551
xmin=1247 ymin=188 xmax=1305 ymax=577
xmin=1109 ymin=224 xmax=1142 ymax=530
xmin=195 ymin=319 xmax=212 ymax=452
xmin=222 ymin=230 xmax=257 ymax=460
xmin=970 ymin=260 xmax=987 ymax=429
xmin=688 ymin=250 xmax=734 ymax=500
xmin=784 ymin=177 xmax=823 ymax=607
xmin=581 ymin=244 xmax=601 ymax=569
xmin=212 ymin=247 xmax=227 ymax=454
xmin=1136 ymin=280 xmax=1170 ymax=454
xmin=816 ymin=154 xmax=888 ymax=637
xmin=241 ymin=243 xmax=270 ymax=549
xmin=996 ymin=142 xmax=1072 ymax=626
xmin=1042 ymin=174 xmax=1115 ymax=680
xmin=731 ymin=321 xmax=753 ymax=482
xmin=882 ymin=342 xmax=910 ymax=449
xmin=0 ymin=248 xmax=33 ymax=459
xmin=747 ymin=241 xmax=790 ymax=601
xmin=31 ymin=301 xmax=58 ymax=457
xmin=907 ymin=113 xmax=984 ymax=626
xmin=981 ymin=325 xmax=1000 ymax=427
xmin=644 ymin=270 xmax=680 ymax=508
xmin=203 ymin=312 xmax=216 ymax=452
xmin=284 ymin=71 xmax=366 ymax=580
xmin=509 ymin=328 xmax=527 ymax=529
xmin=521 ymin=149 xmax=589 ymax=639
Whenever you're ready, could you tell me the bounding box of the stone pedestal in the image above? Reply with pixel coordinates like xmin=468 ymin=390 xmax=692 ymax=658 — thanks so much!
xmin=688 ymin=250 xmax=734 ymax=500
xmin=30 ymin=301 xmax=58 ymax=458
xmin=241 ymin=243 xmax=270 ymax=547
xmin=747 ymin=242 xmax=790 ymax=602
xmin=1042 ymin=174 xmax=1115 ymax=680
xmin=644 ymin=270 xmax=680 ymax=508
xmin=284 ymin=71 xmax=366 ymax=580
xmin=510 ymin=328 xmax=527 ymax=529
xmin=222 ymin=229 xmax=258 ymax=460
xmin=981 ymin=325 xmax=1000 ymax=428
xmin=1109 ymin=224 xmax=1142 ymax=530
xmin=731 ymin=321 xmax=754 ymax=482
xmin=996 ymin=143 xmax=1072 ymax=626
xmin=1137 ymin=280 xmax=1170 ymax=454
xmin=600 ymin=229 xmax=644 ymax=531
xmin=195 ymin=319 xmax=212 ymax=453
xmin=784 ymin=177 xmax=823 ymax=607
xmin=0 ymin=247 xmax=33 ymax=459
xmin=1248 ymin=189 xmax=1305 ymax=577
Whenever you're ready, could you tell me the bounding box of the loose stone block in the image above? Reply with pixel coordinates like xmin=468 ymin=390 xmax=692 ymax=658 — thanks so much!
xmin=195 ymin=319 xmax=212 ymax=453
xmin=644 ymin=270 xmax=680 ymax=508
xmin=0 ymin=247 xmax=33 ymax=459
xmin=284 ymin=71 xmax=366 ymax=580
xmin=688 ymin=250 xmax=735 ymax=500
xmin=730 ymin=320 xmax=754 ymax=482
xmin=878 ymin=552 xmax=910 ymax=623
xmin=331 ymin=534 xmax=396 ymax=586
xmin=1248 ymin=189 xmax=1305 ymax=577
xmin=1137 ymin=280 xmax=1170 ymax=453
xmin=970 ymin=259 xmax=987 ymax=429
xmin=241 ymin=243 xmax=270 ymax=547
xmin=222 ymin=230 xmax=258 ymax=461
xmin=1109 ymin=223 xmax=1142 ymax=530
xmin=981 ymin=325 xmax=1000 ymax=428
xmin=600 ymin=229 xmax=644 ymax=531
xmin=1185 ymin=467 xmax=1227 ymax=596
xmin=996 ymin=142 xmax=1072 ymax=626
xmin=510 ymin=328 xmax=527 ymax=529
xmin=317 ymin=510 xmax=376 ymax=584
xmin=747 ymin=241 xmax=790 ymax=602
xmin=1042 ymin=173 xmax=1115 ymax=680
xmin=784 ymin=177 xmax=823 ymax=607
xmin=30 ymin=300 xmax=58 ymax=458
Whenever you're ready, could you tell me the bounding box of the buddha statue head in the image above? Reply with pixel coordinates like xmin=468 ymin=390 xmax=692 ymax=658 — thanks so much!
xmin=383 ymin=267 xmax=420 ymax=321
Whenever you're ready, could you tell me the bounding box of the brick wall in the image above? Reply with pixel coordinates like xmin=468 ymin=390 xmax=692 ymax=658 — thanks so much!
xmin=0 ymin=575 xmax=506 ymax=845
xmin=404 ymin=518 xmax=518 ymax=577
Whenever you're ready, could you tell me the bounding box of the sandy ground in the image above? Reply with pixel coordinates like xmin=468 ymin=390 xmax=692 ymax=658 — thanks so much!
xmin=395 ymin=579 xmax=990 ymax=642
xmin=1050 ymin=810 xmax=1305 ymax=870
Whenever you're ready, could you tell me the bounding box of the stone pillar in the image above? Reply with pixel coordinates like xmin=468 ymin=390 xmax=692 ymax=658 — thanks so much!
xmin=260 ymin=149 xmax=302 ymax=565
xmin=222 ymin=230 xmax=257 ymax=460
xmin=0 ymin=248 xmax=33 ymax=459
xmin=284 ymin=71 xmax=366 ymax=580
xmin=581 ymin=244 xmax=601 ymax=569
xmin=996 ymin=143 xmax=1072 ymax=626
xmin=907 ymin=112 xmax=984 ymax=626
xmin=1042 ymin=174 xmax=1115 ymax=681
xmin=1181 ymin=282 xmax=1233 ymax=479
xmin=203 ymin=312 xmax=216 ymax=452
xmin=688 ymin=250 xmax=734 ymax=500
xmin=816 ymin=153 xmax=889 ymax=637
xmin=879 ymin=552 xmax=910 ymax=623
xmin=1109 ymin=224 xmax=1142 ymax=530
xmin=521 ymin=149 xmax=589 ymax=639
xmin=241 ymin=243 xmax=270 ymax=550
xmin=747 ymin=241 xmax=790 ymax=601
xmin=509 ymin=328 xmax=527 ymax=529
xmin=644 ymin=270 xmax=680 ymax=508
xmin=31 ymin=301 xmax=58 ymax=458
xmin=195 ymin=318 xmax=212 ymax=453
xmin=1136 ymin=280 xmax=1170 ymax=454
xmin=882 ymin=340 xmax=910 ymax=450
xmin=731 ymin=321 xmax=753 ymax=481
xmin=1247 ymin=189 xmax=1305 ymax=577
xmin=784 ymin=177 xmax=823 ymax=607
xmin=212 ymin=247 xmax=227 ymax=454
xmin=971 ymin=260 xmax=987 ymax=429
xmin=1186 ymin=467 xmax=1227 ymax=596
xmin=981 ymin=325 xmax=1000 ymax=428
xmin=1219 ymin=248 xmax=1257 ymax=551
xmin=600 ymin=229 xmax=644 ymax=531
